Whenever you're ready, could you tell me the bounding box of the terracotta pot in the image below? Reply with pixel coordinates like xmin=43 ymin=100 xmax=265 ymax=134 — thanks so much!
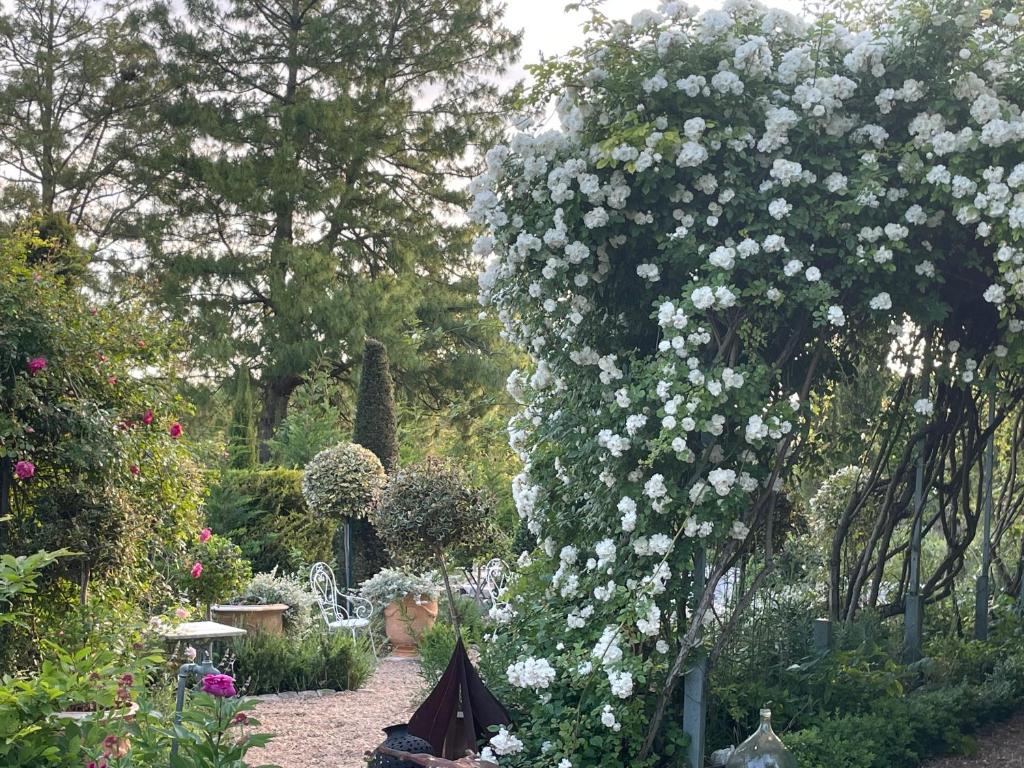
xmin=211 ymin=603 xmax=289 ymax=634
xmin=383 ymin=595 xmax=438 ymax=655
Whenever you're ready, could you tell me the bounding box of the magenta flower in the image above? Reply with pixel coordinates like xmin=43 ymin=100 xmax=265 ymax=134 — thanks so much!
xmin=190 ymin=561 xmax=203 ymax=579
xmin=14 ymin=461 xmax=35 ymax=480
xmin=199 ymin=527 xmax=212 ymax=543
xmin=141 ymin=409 xmax=154 ymax=425
xmin=26 ymin=357 xmax=46 ymax=375
xmin=169 ymin=421 xmax=183 ymax=439
xmin=200 ymin=674 xmax=236 ymax=698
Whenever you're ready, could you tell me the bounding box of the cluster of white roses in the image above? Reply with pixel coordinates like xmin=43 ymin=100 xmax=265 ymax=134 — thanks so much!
xmin=473 ymin=0 xmax=1022 ymax=763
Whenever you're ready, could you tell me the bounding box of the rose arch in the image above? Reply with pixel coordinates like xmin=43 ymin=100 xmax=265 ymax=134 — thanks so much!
xmin=470 ymin=0 xmax=1024 ymax=765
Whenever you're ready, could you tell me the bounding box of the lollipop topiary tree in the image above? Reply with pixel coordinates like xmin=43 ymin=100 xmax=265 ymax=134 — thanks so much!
xmin=302 ymin=442 xmax=386 ymax=586
xmin=370 ymin=457 xmax=494 ymax=634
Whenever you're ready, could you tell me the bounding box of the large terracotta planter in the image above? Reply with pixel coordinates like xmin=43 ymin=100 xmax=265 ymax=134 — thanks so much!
xmin=383 ymin=595 xmax=438 ymax=656
xmin=211 ymin=603 xmax=289 ymax=635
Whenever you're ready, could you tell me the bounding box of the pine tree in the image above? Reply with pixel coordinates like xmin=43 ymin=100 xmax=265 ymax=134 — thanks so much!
xmin=352 ymin=339 xmax=398 ymax=472
xmin=227 ymin=366 xmax=258 ymax=469
xmin=0 ymin=0 xmax=167 ymax=250
xmin=139 ymin=0 xmax=520 ymax=460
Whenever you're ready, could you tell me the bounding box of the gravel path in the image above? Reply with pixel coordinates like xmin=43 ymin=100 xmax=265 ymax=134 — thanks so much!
xmin=924 ymin=710 xmax=1024 ymax=767
xmin=248 ymin=657 xmax=424 ymax=768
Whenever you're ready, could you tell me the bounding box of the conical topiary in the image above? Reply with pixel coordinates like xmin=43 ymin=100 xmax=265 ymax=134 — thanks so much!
xmin=352 ymin=338 xmax=398 ymax=472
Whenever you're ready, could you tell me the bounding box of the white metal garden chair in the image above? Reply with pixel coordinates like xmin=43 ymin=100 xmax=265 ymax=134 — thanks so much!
xmin=309 ymin=562 xmax=377 ymax=656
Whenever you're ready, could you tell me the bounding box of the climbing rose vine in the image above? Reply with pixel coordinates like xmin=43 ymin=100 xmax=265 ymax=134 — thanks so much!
xmin=472 ymin=0 xmax=1023 ymax=765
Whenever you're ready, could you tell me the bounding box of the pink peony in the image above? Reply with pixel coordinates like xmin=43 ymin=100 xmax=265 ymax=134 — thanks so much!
xmin=26 ymin=357 xmax=46 ymax=375
xmin=199 ymin=527 xmax=212 ymax=543
xmin=141 ymin=409 xmax=154 ymax=425
xmin=175 ymin=607 xmax=189 ymax=620
xmin=190 ymin=561 xmax=203 ymax=579
xmin=14 ymin=460 xmax=35 ymax=480
xmin=169 ymin=421 xmax=183 ymax=439
xmin=200 ymin=674 xmax=236 ymax=698
xmin=184 ymin=646 xmax=197 ymax=662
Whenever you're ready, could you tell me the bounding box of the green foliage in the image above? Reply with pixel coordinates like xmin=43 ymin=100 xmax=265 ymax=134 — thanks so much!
xmin=228 ymin=571 xmax=316 ymax=636
xmin=231 ymin=629 xmax=374 ymax=695
xmin=416 ymin=594 xmax=488 ymax=687
xmin=0 ymin=549 xmax=68 ymax=629
xmin=1 ymin=217 xmax=203 ymax=625
xmin=227 ymin=367 xmax=258 ymax=469
xmin=181 ymin=533 xmax=251 ymax=611
xmin=169 ymin=689 xmax=274 ymax=768
xmin=371 ymin=457 xmax=495 ymax=566
xmin=302 ymin=442 xmax=386 ymax=522
xmin=266 ymin=364 xmax=349 ymax=469
xmin=139 ymin=0 xmax=520 ymax=452
xmin=353 ymin=339 xmax=398 ymax=471
xmin=205 ymin=468 xmax=333 ymax=573
xmin=358 ymin=567 xmax=441 ymax=606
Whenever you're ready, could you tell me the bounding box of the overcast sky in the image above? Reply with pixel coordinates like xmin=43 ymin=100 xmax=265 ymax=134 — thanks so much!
xmin=501 ymin=0 xmax=807 ymax=82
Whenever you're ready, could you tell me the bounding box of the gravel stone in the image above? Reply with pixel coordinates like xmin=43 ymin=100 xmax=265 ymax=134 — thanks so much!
xmin=248 ymin=657 xmax=423 ymax=767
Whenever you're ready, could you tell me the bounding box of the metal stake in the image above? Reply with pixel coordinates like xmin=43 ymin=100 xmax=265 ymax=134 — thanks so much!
xmin=683 ymin=548 xmax=707 ymax=768
xmin=976 ymin=389 xmax=995 ymax=640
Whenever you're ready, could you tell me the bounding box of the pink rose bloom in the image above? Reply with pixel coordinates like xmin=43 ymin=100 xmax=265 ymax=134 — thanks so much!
xmin=201 ymin=674 xmax=237 ymax=698
xmin=14 ymin=461 xmax=35 ymax=480
xmin=175 ymin=607 xmax=189 ymax=620
xmin=107 ymin=375 xmax=118 ymax=386
xmin=169 ymin=422 xmax=183 ymax=438
xmin=199 ymin=527 xmax=212 ymax=543
xmin=129 ymin=464 xmax=140 ymax=476
xmin=184 ymin=646 xmax=197 ymax=662
xmin=141 ymin=409 xmax=154 ymax=425
xmin=190 ymin=561 xmax=203 ymax=579
xmin=26 ymin=357 xmax=46 ymax=375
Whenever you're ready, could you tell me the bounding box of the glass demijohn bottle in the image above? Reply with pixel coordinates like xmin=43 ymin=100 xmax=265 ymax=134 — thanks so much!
xmin=724 ymin=708 xmax=797 ymax=768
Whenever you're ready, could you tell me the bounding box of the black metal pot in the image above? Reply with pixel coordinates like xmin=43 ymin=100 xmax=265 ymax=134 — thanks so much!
xmin=369 ymin=723 xmax=436 ymax=768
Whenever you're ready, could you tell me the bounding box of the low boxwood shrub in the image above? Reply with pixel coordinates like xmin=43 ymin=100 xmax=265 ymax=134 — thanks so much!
xmin=231 ymin=629 xmax=374 ymax=695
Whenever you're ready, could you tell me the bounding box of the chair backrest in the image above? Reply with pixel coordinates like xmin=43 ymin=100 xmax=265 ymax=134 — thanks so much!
xmin=483 ymin=558 xmax=511 ymax=606
xmin=309 ymin=562 xmax=341 ymax=624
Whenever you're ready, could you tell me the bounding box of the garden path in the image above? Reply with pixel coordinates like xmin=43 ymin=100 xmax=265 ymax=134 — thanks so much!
xmin=924 ymin=710 xmax=1024 ymax=767
xmin=247 ymin=656 xmax=423 ymax=768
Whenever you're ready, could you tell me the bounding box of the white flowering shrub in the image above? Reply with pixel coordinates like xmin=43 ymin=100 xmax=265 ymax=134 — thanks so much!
xmin=472 ymin=0 xmax=1023 ymax=764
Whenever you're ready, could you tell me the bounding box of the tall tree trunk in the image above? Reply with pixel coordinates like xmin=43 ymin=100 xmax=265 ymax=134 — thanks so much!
xmin=257 ymin=374 xmax=302 ymax=462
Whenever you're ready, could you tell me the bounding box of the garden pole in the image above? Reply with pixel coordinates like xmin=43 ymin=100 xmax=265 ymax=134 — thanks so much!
xmin=437 ymin=550 xmax=461 ymax=637
xmin=344 ymin=519 xmax=353 ymax=589
xmin=975 ymin=389 xmax=995 ymax=641
xmin=0 ymin=457 xmax=10 ymax=550
xmin=682 ymin=547 xmax=707 ymax=768
xmin=904 ymin=349 xmax=930 ymax=664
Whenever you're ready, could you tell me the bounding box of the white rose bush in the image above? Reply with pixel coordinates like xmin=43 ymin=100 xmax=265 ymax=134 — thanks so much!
xmin=471 ymin=0 xmax=1023 ymax=764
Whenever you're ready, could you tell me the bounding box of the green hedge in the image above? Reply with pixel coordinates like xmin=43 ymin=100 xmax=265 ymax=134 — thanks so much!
xmin=232 ymin=629 xmax=374 ymax=694
xmin=205 ymin=468 xmax=332 ymax=573
xmin=785 ymin=648 xmax=1024 ymax=767
xmin=205 ymin=468 xmax=387 ymax=580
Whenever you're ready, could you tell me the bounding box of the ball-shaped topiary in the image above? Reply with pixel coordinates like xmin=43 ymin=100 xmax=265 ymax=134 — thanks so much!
xmin=371 ymin=457 xmax=493 ymax=564
xmin=301 ymin=442 xmax=386 ymax=521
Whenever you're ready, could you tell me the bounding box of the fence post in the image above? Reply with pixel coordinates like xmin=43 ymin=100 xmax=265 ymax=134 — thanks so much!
xmin=683 ymin=548 xmax=707 ymax=768
xmin=975 ymin=389 xmax=995 ymax=640
xmin=813 ymin=618 xmax=832 ymax=655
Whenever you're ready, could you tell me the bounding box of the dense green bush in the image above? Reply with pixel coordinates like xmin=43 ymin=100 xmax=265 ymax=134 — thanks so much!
xmin=231 ymin=629 xmax=374 ymax=695
xmin=371 ymin=457 xmax=494 ymax=567
xmin=353 ymin=338 xmax=398 ymax=472
xmin=179 ymin=532 xmax=251 ymax=610
xmin=205 ymin=468 xmax=335 ymax=573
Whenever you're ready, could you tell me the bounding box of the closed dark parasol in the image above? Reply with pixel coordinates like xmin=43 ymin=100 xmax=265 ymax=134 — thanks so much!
xmin=407 ymin=638 xmax=511 ymax=758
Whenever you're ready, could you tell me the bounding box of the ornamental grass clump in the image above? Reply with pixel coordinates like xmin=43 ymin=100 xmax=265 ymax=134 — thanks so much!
xmin=301 ymin=442 xmax=386 ymax=521
xmin=370 ymin=457 xmax=494 ymax=632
